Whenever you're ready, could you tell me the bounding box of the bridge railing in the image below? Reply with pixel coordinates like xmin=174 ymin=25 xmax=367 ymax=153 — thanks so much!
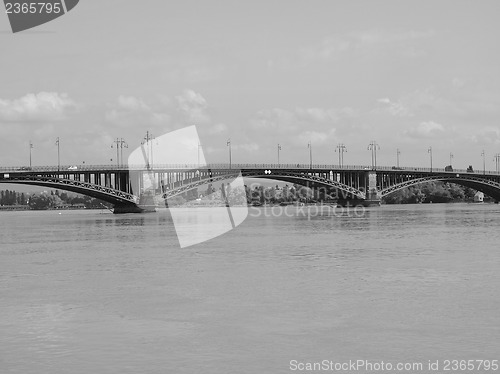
xmin=1 ymin=164 xmax=500 ymax=175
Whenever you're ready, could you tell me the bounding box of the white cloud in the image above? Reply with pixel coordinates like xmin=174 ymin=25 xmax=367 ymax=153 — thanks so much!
xmin=0 ymin=92 xmax=77 ymax=122
xmin=375 ymin=97 xmax=413 ymax=117
xmin=296 ymin=107 xmax=341 ymax=122
xmin=175 ymin=89 xmax=211 ymax=124
xmin=117 ymin=95 xmax=150 ymax=111
xmin=298 ymin=29 xmax=434 ymax=64
xmin=251 ymin=106 xmax=354 ymax=132
xmin=295 ymin=129 xmax=335 ymax=146
xmin=471 ymin=127 xmax=500 ymax=145
xmin=452 ymin=78 xmax=465 ymax=89
xmin=210 ymin=123 xmax=228 ymax=134
xmin=357 ymin=29 xmax=435 ymax=45
xmin=406 ymin=121 xmax=445 ymax=138
xmin=105 ymin=95 xmax=170 ymax=127
xmin=233 ymin=143 xmax=260 ymax=152
xmin=250 ymin=108 xmax=298 ymax=132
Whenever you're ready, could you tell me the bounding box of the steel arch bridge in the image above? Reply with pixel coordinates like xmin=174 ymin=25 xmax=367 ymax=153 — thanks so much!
xmin=163 ymin=169 xmax=366 ymax=200
xmin=379 ymin=173 xmax=500 ymax=201
xmin=2 ymin=164 xmax=500 ymax=212
xmin=0 ymin=173 xmax=140 ymax=212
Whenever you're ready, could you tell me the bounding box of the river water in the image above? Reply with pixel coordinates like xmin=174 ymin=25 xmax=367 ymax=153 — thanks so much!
xmin=1 ymin=203 xmax=499 ymax=374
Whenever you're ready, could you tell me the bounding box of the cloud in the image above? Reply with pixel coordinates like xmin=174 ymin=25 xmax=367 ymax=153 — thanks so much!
xmin=295 ymin=107 xmax=341 ymax=122
xmin=175 ymin=89 xmax=211 ymax=124
xmin=374 ymin=88 xmax=470 ymax=119
xmin=297 ymin=29 xmax=434 ymax=64
xmin=0 ymin=92 xmax=77 ymax=122
xmin=250 ymin=108 xmax=298 ymax=131
xmin=117 ymin=95 xmax=150 ymax=111
xmin=105 ymin=95 xmax=170 ymax=127
xmin=233 ymin=143 xmax=260 ymax=152
xmin=357 ymin=29 xmax=435 ymax=45
xmin=300 ymin=36 xmax=351 ymax=63
xmin=295 ymin=129 xmax=335 ymax=146
xmin=471 ymin=127 xmax=500 ymax=145
xmin=406 ymin=121 xmax=446 ymax=139
xmin=452 ymin=78 xmax=465 ymax=89
xmin=209 ymin=123 xmax=228 ymax=134
xmin=250 ymin=106 xmax=354 ymax=133
xmin=375 ymin=97 xmax=413 ymax=117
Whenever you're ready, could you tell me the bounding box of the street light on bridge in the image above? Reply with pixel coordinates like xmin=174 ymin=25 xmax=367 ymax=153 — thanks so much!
xmin=336 ymin=143 xmax=347 ymax=168
xmin=396 ymin=148 xmax=401 ymax=168
xmin=449 ymin=152 xmax=454 ymax=166
xmin=277 ymin=144 xmax=281 ymax=167
xmin=428 ymin=146 xmax=433 ymax=171
xmin=494 ymin=154 xmax=500 ymax=173
xmin=481 ymin=150 xmax=486 ymax=175
xmin=227 ymin=138 xmax=232 ymax=169
xmin=141 ymin=131 xmax=155 ymax=169
xmin=308 ymin=141 xmax=312 ymax=169
xmin=29 ymin=141 xmax=33 ymax=168
xmin=367 ymin=141 xmax=380 ymax=170
xmin=55 ymin=137 xmax=60 ymax=172
xmin=111 ymin=138 xmax=128 ymax=167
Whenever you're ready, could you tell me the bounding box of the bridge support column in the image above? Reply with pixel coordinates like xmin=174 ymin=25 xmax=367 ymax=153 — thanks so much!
xmin=113 ymin=203 xmax=144 ymax=214
xmin=365 ymin=171 xmax=381 ymax=206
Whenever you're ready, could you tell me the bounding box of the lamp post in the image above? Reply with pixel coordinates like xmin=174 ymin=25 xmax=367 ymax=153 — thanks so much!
xmin=29 ymin=141 xmax=33 ymax=168
xmin=277 ymin=144 xmax=281 ymax=167
xmin=111 ymin=138 xmax=128 ymax=167
xmin=396 ymin=148 xmax=401 ymax=168
xmin=428 ymin=146 xmax=433 ymax=171
xmin=449 ymin=152 xmax=454 ymax=166
xmin=336 ymin=143 xmax=347 ymax=167
xmin=141 ymin=131 xmax=155 ymax=169
xmin=308 ymin=141 xmax=312 ymax=169
xmin=55 ymin=137 xmax=60 ymax=172
xmin=481 ymin=150 xmax=485 ymax=174
xmin=367 ymin=141 xmax=380 ymax=170
xmin=494 ymin=154 xmax=500 ymax=173
xmin=227 ymin=138 xmax=232 ymax=169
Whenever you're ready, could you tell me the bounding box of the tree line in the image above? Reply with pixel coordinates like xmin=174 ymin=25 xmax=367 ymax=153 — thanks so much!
xmin=0 ymin=189 xmax=112 ymax=210
xmin=382 ymin=181 xmax=482 ymax=204
xmin=0 ymin=181 xmax=485 ymax=210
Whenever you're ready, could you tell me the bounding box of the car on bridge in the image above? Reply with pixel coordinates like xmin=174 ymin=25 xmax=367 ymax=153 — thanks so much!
xmin=68 ymin=166 xmax=78 ymax=170
xmin=445 ymin=165 xmax=453 ymax=172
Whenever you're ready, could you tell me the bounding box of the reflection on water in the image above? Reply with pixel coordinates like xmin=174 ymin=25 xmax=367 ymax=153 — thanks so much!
xmin=1 ymin=204 xmax=500 ymax=374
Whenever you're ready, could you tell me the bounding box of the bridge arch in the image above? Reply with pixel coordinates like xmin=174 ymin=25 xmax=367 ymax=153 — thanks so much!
xmin=380 ymin=174 xmax=500 ymax=201
xmin=163 ymin=170 xmax=366 ymax=200
xmin=0 ymin=175 xmax=139 ymax=208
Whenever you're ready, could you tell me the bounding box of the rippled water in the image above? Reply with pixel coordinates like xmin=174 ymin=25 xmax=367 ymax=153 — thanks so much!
xmin=1 ymin=204 xmax=500 ymax=373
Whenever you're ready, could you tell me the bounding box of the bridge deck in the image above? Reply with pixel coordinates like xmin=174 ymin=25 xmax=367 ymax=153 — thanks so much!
xmin=1 ymin=164 xmax=500 ymax=175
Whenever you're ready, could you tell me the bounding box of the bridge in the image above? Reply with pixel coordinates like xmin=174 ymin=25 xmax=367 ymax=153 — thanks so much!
xmin=1 ymin=164 xmax=500 ymax=213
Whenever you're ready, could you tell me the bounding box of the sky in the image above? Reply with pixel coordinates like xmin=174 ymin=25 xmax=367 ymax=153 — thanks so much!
xmin=1 ymin=0 xmax=500 ymax=170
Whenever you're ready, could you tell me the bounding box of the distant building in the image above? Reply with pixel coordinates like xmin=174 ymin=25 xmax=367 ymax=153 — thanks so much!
xmin=473 ymin=191 xmax=484 ymax=203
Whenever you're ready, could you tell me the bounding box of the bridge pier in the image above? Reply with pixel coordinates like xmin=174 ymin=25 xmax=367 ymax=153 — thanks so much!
xmin=364 ymin=170 xmax=381 ymax=206
xmin=113 ymin=203 xmax=144 ymax=214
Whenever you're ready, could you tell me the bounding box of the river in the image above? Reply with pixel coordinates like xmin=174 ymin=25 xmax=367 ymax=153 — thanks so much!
xmin=1 ymin=203 xmax=499 ymax=373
